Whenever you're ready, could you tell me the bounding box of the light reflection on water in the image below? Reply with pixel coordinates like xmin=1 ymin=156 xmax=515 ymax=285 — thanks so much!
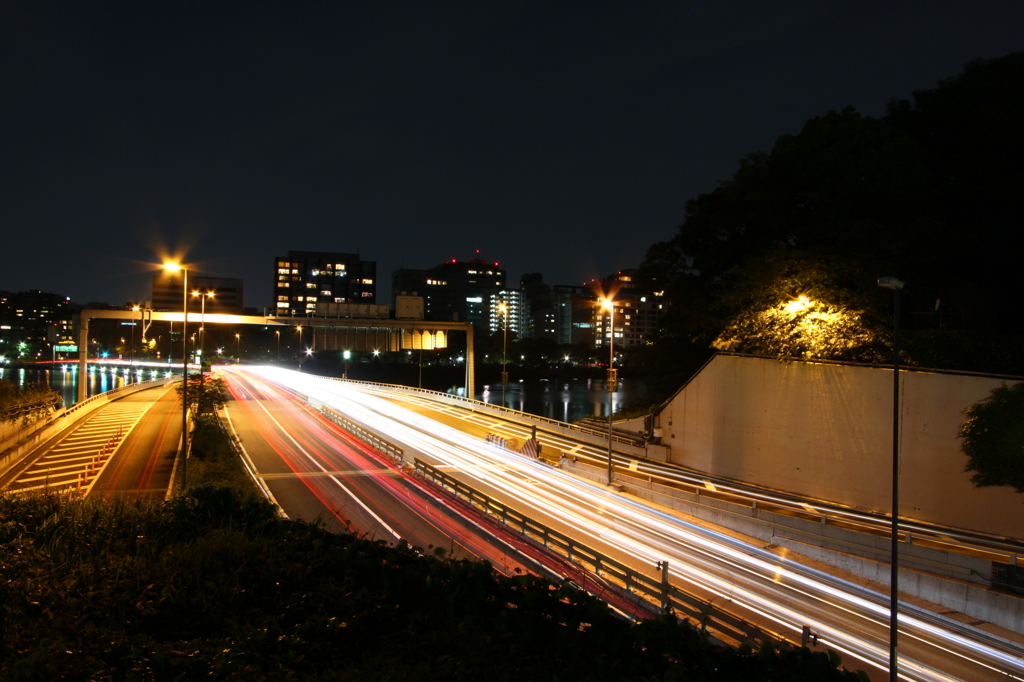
xmin=471 ymin=377 xmax=643 ymax=424
xmin=4 ymin=366 xmax=641 ymax=424
xmin=0 ymin=366 xmax=177 ymax=407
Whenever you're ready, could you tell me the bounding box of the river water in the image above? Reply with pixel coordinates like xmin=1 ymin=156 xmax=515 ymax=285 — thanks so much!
xmin=2 ymin=365 xmax=642 ymax=424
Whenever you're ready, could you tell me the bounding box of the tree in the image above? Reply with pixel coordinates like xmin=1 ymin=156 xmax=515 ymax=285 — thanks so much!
xmin=638 ymin=54 xmax=1024 ymax=401
xmin=959 ymin=382 xmax=1024 ymax=493
xmin=176 ymin=374 xmax=229 ymax=414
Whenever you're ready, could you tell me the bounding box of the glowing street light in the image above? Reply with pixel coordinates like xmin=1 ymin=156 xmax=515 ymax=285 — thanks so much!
xmin=235 ymin=333 xmax=241 ymax=358
xmin=192 ymin=290 xmax=214 ymax=365
xmin=297 ymin=326 xmax=303 ymax=369
xmin=162 ymin=261 xmax=189 ymax=489
xmin=499 ymin=300 xmax=509 ymax=404
xmin=602 ymin=297 xmax=617 ymax=486
xmin=877 ymin=275 xmax=905 ymax=682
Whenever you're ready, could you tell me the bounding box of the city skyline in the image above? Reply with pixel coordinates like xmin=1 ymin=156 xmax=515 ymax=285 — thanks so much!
xmin=3 ymin=4 xmax=1023 ymax=308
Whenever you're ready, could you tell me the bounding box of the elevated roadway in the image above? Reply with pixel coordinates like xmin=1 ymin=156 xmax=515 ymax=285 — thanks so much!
xmin=223 ymin=366 xmax=1024 ymax=682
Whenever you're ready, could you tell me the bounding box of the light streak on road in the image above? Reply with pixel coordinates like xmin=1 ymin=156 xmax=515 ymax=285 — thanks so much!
xmin=227 ymin=366 xmax=1024 ymax=682
xmin=219 ymin=369 xmax=550 ymax=578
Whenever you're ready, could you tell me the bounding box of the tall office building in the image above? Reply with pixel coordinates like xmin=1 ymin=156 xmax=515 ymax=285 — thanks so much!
xmin=593 ymin=269 xmax=664 ymax=348
xmin=412 ymin=258 xmax=506 ymax=328
xmin=553 ymin=285 xmax=597 ymax=346
xmin=488 ymin=290 xmax=527 ymax=337
xmin=273 ymin=251 xmax=376 ymax=317
xmin=519 ymin=273 xmax=555 ymax=340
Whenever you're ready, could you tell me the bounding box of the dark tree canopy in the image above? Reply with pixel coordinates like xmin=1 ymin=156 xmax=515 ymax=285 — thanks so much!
xmin=639 ymin=53 xmax=1024 ymax=399
xmin=960 ymin=382 xmax=1024 ymax=493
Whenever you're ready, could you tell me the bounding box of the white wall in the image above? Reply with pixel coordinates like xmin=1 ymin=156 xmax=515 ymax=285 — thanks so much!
xmin=658 ymin=355 xmax=1024 ymax=538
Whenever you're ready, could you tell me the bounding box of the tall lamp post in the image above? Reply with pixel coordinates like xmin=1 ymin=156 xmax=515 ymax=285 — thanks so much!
xmin=235 ymin=333 xmax=240 ymax=359
xmin=192 ymin=290 xmax=214 ymax=368
xmin=130 ymin=305 xmax=139 ymax=382
xmin=163 ymin=262 xmax=189 ymax=490
xmin=601 ymin=298 xmax=616 ymax=485
xmin=499 ymin=300 xmax=509 ymax=405
xmin=275 ymin=330 xmax=281 ymax=363
xmin=297 ymin=326 xmax=303 ymax=369
xmin=878 ymin=275 xmax=904 ymax=682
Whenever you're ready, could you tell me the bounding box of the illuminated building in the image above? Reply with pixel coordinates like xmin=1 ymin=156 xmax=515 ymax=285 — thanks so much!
xmin=273 ymin=251 xmax=376 ymax=317
xmin=520 ymin=273 xmax=556 ymax=340
xmin=0 ymin=289 xmax=74 ymax=358
xmin=553 ymin=284 xmax=596 ymax=346
xmin=592 ymin=269 xmax=664 ymax=348
xmin=488 ymin=290 xmax=527 ymax=337
xmin=393 ymin=258 xmax=506 ymax=329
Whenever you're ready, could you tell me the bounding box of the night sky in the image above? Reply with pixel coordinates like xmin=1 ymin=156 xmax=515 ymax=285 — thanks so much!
xmin=3 ymin=2 xmax=1023 ymax=310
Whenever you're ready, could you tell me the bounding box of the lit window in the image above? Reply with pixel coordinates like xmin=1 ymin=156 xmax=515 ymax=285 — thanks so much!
xmin=278 ymin=268 xmax=290 ymax=275
xmin=279 ymin=282 xmax=290 ymax=288
xmin=336 ymin=264 xmax=346 ymax=270
xmin=320 ymin=290 xmax=331 ymax=296
xmin=306 ymin=283 xmax=316 ymax=289
xmin=362 ymin=278 xmax=373 ymax=284
xmin=277 ymin=296 xmax=289 ymax=302
xmin=276 ymin=302 xmax=289 ymax=308
xmin=291 ymin=269 xmax=299 ymax=274
xmin=311 ymin=269 xmax=320 ymax=277
xmin=361 ymin=292 xmax=372 ymax=298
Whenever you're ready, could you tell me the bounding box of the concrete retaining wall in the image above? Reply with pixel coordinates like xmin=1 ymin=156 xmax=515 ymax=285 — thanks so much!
xmin=560 ymin=455 xmax=1024 ymax=634
xmin=656 ymin=355 xmax=1024 ymax=538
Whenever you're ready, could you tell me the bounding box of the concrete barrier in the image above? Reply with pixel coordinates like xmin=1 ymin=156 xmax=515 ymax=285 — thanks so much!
xmin=558 ymin=455 xmax=1024 ymax=634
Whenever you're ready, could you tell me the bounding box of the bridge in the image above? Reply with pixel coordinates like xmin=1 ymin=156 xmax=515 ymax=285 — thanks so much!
xmin=73 ymin=308 xmax=479 ymax=402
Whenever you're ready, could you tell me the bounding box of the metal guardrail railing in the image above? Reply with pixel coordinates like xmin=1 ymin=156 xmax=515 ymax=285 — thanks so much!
xmin=319 ymin=375 xmax=643 ymax=448
xmin=413 ymin=457 xmax=787 ymax=648
xmin=320 ymin=405 xmax=405 ymax=464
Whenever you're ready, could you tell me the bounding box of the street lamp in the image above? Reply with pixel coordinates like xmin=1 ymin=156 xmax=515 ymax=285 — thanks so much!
xmin=878 ymin=275 xmax=904 ymax=682
xmin=235 ymin=333 xmax=240 ymax=359
xmin=163 ymin=262 xmax=189 ymax=490
xmin=275 ymin=330 xmax=280 ymax=362
xmin=130 ymin=305 xmax=140 ymax=382
xmin=499 ymin=300 xmax=509 ymax=405
xmin=343 ymin=350 xmax=351 ymax=379
xmin=192 ymin=290 xmax=214 ymax=368
xmin=296 ymin=326 xmax=303 ymax=369
xmin=602 ymin=297 xmax=617 ymax=485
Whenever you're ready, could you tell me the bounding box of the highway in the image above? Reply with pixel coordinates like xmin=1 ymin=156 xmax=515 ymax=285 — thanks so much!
xmin=222 ymin=365 xmax=1024 ymax=682
xmin=217 ymin=367 xmax=554 ymax=578
xmin=1 ymin=383 xmax=178 ymax=500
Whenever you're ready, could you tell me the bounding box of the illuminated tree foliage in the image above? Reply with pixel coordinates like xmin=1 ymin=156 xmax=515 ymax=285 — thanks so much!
xmin=959 ymin=382 xmax=1024 ymax=493
xmin=638 ymin=53 xmax=1024 ymax=397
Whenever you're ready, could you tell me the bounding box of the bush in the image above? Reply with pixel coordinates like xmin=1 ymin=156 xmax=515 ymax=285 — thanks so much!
xmin=0 ymin=488 xmax=866 ymax=681
xmin=960 ymin=382 xmax=1024 ymax=492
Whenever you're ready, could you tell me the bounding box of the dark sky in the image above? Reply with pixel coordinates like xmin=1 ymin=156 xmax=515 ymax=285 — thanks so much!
xmin=3 ymin=2 xmax=1023 ymax=310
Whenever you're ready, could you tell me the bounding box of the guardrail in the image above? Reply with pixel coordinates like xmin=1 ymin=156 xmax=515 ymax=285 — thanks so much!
xmin=320 ymin=375 xmax=644 ymax=448
xmin=413 ymin=457 xmax=788 ymax=648
xmin=319 ymin=405 xmax=405 ymax=464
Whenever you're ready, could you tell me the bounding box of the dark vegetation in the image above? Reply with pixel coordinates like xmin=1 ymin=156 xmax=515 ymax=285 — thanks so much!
xmin=0 ymin=381 xmax=62 ymax=424
xmin=637 ymin=52 xmax=1024 ymax=400
xmin=960 ymin=382 xmax=1024 ymax=493
xmin=0 ymin=486 xmax=866 ymax=681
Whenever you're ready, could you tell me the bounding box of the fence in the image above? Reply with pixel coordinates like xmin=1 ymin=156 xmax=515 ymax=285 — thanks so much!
xmin=413 ymin=457 xmax=789 ymax=648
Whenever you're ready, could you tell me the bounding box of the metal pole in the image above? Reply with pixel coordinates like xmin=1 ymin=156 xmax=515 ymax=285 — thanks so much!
xmin=877 ymin=275 xmax=904 ymax=682
xmin=607 ymin=301 xmax=614 ymax=485
xmin=889 ymin=286 xmax=901 ymax=682
xmin=181 ymin=269 xmax=189 ymax=491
